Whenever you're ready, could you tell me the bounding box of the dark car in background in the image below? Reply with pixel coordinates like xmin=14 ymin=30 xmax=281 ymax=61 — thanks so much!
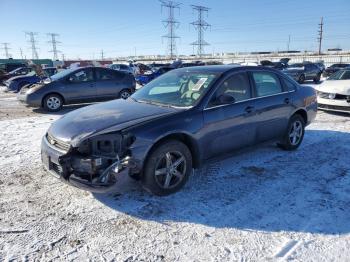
xmin=18 ymin=66 xmax=136 ymax=111
xmin=40 ymin=66 xmax=317 ymax=195
xmin=0 ymin=67 xmax=33 ymax=84
xmin=283 ymin=63 xmax=322 ymax=83
xmin=323 ymin=63 xmax=350 ymax=77
xmin=135 ymin=66 xmax=174 ymax=85
xmin=0 ymin=62 xmax=27 ymax=73
xmin=5 ymin=67 xmax=58 ymax=92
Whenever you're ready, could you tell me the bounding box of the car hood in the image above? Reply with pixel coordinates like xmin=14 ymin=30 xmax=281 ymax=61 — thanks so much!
xmin=315 ymin=80 xmax=350 ymax=95
xmin=48 ymin=99 xmax=180 ymax=146
xmin=7 ymin=75 xmax=37 ymax=82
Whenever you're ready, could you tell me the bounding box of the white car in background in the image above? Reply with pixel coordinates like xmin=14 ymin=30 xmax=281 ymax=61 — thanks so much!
xmin=315 ymin=69 xmax=350 ymax=113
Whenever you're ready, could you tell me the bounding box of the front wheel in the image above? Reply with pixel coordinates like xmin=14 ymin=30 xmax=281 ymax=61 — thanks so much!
xmin=43 ymin=94 xmax=63 ymax=112
xmin=277 ymin=114 xmax=305 ymax=151
xmin=142 ymin=140 xmax=192 ymax=196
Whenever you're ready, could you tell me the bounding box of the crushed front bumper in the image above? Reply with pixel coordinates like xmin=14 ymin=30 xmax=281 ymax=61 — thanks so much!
xmin=41 ymin=135 xmax=130 ymax=193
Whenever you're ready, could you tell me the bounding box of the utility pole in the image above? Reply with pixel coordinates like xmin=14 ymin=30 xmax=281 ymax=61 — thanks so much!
xmin=190 ymin=5 xmax=211 ymax=57
xmin=61 ymin=53 xmax=65 ymax=61
xmin=47 ymin=33 xmax=61 ymax=60
xmin=160 ymin=0 xmax=181 ymax=60
xmin=1 ymin=43 xmax=11 ymax=58
xmin=19 ymin=48 xmax=24 ymax=59
xmin=317 ymin=17 xmax=323 ymax=55
xmin=287 ymin=35 xmax=291 ymax=52
xmin=25 ymin=32 xmax=39 ymax=59
xmin=101 ymin=49 xmax=104 ymax=60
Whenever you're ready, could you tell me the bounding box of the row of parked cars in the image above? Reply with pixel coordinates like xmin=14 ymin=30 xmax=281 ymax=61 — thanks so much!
xmin=1 ymin=59 xmax=350 ymax=113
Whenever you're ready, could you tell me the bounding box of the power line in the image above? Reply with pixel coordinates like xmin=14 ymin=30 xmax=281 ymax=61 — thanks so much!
xmin=25 ymin=32 xmax=39 ymax=59
xmin=190 ymin=5 xmax=211 ymax=57
xmin=1 ymin=43 xmax=11 ymax=58
xmin=160 ymin=0 xmax=181 ymax=60
xmin=317 ymin=17 xmax=324 ymax=55
xmin=47 ymin=33 xmax=61 ymax=60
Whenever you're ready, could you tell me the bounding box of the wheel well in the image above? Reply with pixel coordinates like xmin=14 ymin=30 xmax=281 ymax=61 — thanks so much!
xmin=146 ymin=133 xmax=201 ymax=169
xmin=293 ymin=109 xmax=307 ymax=124
xmin=42 ymin=93 xmax=65 ymax=107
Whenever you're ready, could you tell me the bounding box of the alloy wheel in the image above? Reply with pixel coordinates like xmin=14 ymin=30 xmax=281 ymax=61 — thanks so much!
xmin=289 ymin=120 xmax=303 ymax=145
xmin=154 ymin=151 xmax=186 ymax=189
xmin=120 ymin=91 xmax=130 ymax=99
xmin=47 ymin=97 xmax=61 ymax=110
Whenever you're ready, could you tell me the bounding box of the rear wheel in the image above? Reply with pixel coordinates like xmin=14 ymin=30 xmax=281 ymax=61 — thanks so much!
xmin=142 ymin=140 xmax=192 ymax=196
xmin=278 ymin=114 xmax=305 ymax=150
xmin=43 ymin=94 xmax=63 ymax=112
xmin=298 ymin=74 xmax=305 ymax=84
xmin=119 ymin=89 xmax=131 ymax=99
xmin=313 ymin=73 xmax=321 ymax=83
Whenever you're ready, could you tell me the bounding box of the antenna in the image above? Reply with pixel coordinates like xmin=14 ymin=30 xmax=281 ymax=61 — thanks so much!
xmin=47 ymin=33 xmax=61 ymax=60
xmin=190 ymin=5 xmax=211 ymax=57
xmin=25 ymin=32 xmax=39 ymax=59
xmin=160 ymin=0 xmax=181 ymax=60
xmin=1 ymin=43 xmax=11 ymax=58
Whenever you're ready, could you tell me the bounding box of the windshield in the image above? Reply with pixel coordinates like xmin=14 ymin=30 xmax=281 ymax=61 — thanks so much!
xmin=132 ymin=70 xmax=219 ymax=107
xmin=50 ymin=68 xmax=75 ymax=81
xmin=328 ymin=70 xmax=350 ymax=80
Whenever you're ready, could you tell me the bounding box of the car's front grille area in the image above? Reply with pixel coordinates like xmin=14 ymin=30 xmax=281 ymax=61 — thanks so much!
xmin=46 ymin=133 xmax=71 ymax=152
xmin=318 ymin=103 xmax=350 ymax=112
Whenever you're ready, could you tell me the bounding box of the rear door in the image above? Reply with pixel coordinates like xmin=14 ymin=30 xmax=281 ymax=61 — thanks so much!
xmin=95 ymin=68 xmax=127 ymax=100
xmin=248 ymin=70 xmax=294 ymax=142
xmin=62 ymin=68 xmax=96 ymax=103
xmin=201 ymin=71 xmax=257 ymax=159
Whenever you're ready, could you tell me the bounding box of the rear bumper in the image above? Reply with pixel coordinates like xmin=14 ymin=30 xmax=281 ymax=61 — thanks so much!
xmin=41 ymin=136 xmax=129 ymax=193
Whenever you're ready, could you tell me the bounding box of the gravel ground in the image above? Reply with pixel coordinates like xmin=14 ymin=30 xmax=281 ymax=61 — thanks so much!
xmin=0 ymin=85 xmax=350 ymax=261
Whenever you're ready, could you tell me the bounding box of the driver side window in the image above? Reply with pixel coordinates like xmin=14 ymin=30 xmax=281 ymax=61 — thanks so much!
xmin=68 ymin=69 xmax=94 ymax=83
xmin=209 ymin=72 xmax=251 ymax=107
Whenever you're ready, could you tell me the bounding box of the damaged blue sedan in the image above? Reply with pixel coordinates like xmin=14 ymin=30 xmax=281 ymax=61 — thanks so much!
xmin=41 ymin=66 xmax=317 ymax=196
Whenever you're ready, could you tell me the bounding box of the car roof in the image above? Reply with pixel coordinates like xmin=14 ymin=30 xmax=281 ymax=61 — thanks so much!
xmin=173 ymin=65 xmax=279 ymax=74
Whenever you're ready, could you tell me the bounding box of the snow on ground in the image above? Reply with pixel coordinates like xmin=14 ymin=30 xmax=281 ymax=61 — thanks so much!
xmin=0 ymin=85 xmax=350 ymax=261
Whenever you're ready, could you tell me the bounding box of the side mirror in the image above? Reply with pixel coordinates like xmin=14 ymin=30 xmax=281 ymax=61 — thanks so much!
xmin=216 ymin=93 xmax=235 ymax=105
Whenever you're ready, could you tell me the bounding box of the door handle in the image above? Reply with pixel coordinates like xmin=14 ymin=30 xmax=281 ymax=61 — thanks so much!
xmin=284 ymin=98 xmax=290 ymax=104
xmin=245 ymin=106 xmax=255 ymax=113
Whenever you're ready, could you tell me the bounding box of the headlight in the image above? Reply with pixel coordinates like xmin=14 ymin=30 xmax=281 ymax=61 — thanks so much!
xmin=78 ymin=133 xmax=123 ymax=158
xmin=328 ymin=93 xmax=336 ymax=99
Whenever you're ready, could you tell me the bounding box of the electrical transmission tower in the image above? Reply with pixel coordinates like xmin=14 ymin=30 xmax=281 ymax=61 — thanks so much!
xmin=317 ymin=17 xmax=324 ymax=55
xmin=160 ymin=0 xmax=181 ymax=59
xmin=25 ymin=32 xmax=39 ymax=59
xmin=190 ymin=5 xmax=211 ymax=57
xmin=1 ymin=43 xmax=11 ymax=58
xmin=47 ymin=33 xmax=61 ymax=60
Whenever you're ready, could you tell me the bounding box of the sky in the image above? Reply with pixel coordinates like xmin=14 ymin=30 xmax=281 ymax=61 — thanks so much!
xmin=0 ymin=0 xmax=349 ymax=60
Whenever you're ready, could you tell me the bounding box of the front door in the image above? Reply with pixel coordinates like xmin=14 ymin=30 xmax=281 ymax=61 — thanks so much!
xmin=63 ymin=68 xmax=96 ymax=103
xmin=201 ymin=72 xmax=257 ymax=159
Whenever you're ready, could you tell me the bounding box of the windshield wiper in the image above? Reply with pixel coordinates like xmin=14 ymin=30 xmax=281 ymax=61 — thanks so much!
xmin=137 ymin=99 xmax=174 ymax=108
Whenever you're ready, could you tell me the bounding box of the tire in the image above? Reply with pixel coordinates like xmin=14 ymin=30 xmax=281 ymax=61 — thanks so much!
xmin=43 ymin=94 xmax=63 ymax=112
xmin=298 ymin=74 xmax=305 ymax=84
xmin=277 ymin=114 xmax=305 ymax=151
xmin=142 ymin=140 xmax=193 ymax=196
xmin=313 ymin=73 xmax=321 ymax=83
xmin=119 ymin=89 xmax=131 ymax=99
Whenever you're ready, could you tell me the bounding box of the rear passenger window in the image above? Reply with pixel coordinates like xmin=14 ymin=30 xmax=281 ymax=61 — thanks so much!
xmin=96 ymin=69 xmax=116 ymax=80
xmin=282 ymin=77 xmax=296 ymax=91
xmin=252 ymin=72 xmax=282 ymax=97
